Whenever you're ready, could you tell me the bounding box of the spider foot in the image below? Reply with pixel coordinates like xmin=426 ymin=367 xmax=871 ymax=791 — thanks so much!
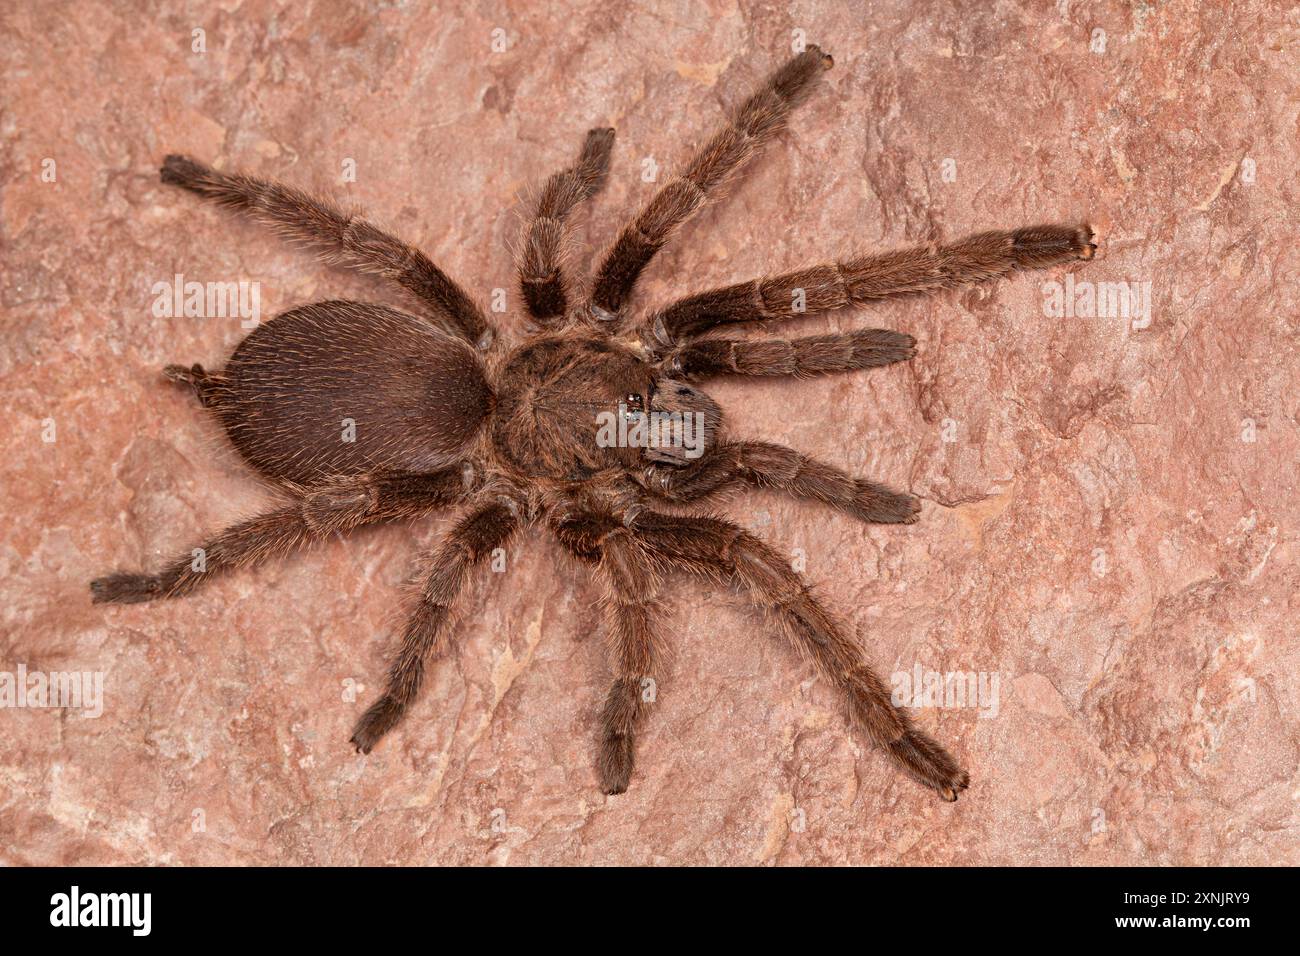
xmin=90 ymin=572 xmax=163 ymax=605
xmin=851 ymin=484 xmax=921 ymax=525
xmin=350 ymin=696 xmax=403 ymax=755
xmin=584 ymin=126 xmax=616 ymax=151
xmin=857 ymin=329 xmax=917 ymax=367
xmin=888 ymin=729 xmax=970 ymax=802
xmin=865 ymin=329 xmax=916 ymax=351
xmin=160 ymin=153 xmax=211 ymax=190
xmin=1012 ymin=223 xmax=1097 ymax=268
xmin=874 ymin=344 xmax=918 ymax=367
xmin=1074 ymin=224 xmax=1098 ymax=260
xmin=598 ymin=734 xmax=635 ymax=795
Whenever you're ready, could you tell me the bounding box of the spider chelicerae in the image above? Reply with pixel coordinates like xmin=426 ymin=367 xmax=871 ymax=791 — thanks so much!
xmin=91 ymin=45 xmax=1095 ymax=800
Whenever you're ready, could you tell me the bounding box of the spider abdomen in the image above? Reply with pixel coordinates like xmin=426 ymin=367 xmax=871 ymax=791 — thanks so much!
xmin=212 ymin=300 xmax=493 ymax=485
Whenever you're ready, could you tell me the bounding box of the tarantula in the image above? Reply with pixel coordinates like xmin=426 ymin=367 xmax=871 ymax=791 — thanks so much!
xmin=91 ymin=46 xmax=1094 ymax=800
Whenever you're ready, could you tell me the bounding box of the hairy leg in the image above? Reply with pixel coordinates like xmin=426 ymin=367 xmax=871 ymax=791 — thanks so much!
xmin=89 ymin=469 xmax=472 ymax=604
xmin=350 ymin=498 xmax=519 ymax=753
xmin=641 ymin=441 xmax=920 ymax=525
xmin=518 ymin=128 xmax=615 ymax=323
xmin=662 ymin=328 xmax=915 ymax=380
xmin=552 ymin=507 xmax=663 ymax=794
xmin=589 ymin=46 xmax=833 ymax=320
xmin=650 ymin=223 xmax=1096 ymax=344
xmin=159 ymin=154 xmax=492 ymax=348
xmin=629 ymin=510 xmax=968 ymax=800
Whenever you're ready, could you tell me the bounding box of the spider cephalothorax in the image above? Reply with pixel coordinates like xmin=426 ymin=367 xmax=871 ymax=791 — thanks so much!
xmin=92 ymin=46 xmax=1095 ymax=800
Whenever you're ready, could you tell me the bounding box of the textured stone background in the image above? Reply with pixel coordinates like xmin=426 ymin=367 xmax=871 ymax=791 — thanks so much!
xmin=2 ymin=0 xmax=1297 ymax=865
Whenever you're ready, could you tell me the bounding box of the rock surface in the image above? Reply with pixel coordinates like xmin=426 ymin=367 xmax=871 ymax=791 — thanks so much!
xmin=1 ymin=1 xmax=1297 ymax=865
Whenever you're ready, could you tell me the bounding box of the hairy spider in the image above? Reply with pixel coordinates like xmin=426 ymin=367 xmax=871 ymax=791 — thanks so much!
xmin=91 ymin=46 xmax=1095 ymax=800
